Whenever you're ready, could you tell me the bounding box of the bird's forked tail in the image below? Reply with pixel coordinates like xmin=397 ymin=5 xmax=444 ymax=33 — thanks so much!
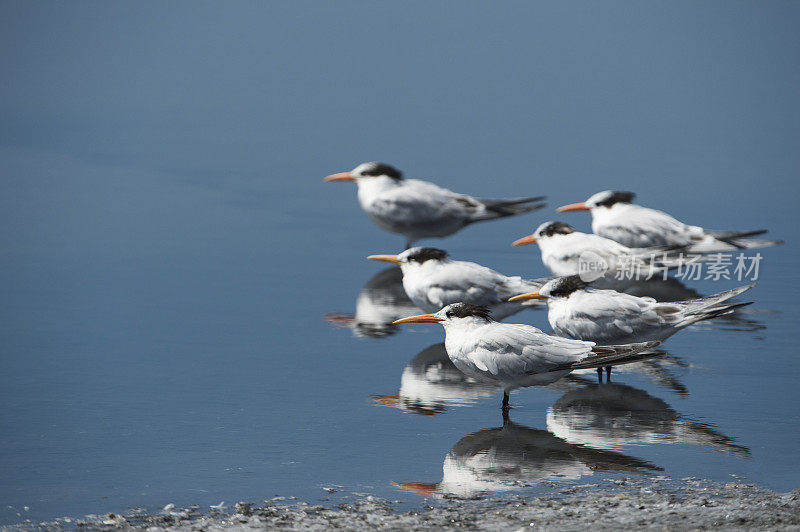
xmin=471 ymin=196 xmax=547 ymax=222
xmin=567 ymin=340 xmax=664 ymax=371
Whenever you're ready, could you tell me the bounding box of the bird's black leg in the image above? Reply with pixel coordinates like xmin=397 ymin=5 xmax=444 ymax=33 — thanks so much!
xmin=597 ymin=367 xmax=604 ymax=383
xmin=606 ymin=366 xmax=612 ymax=381
xmin=502 ymin=390 xmax=510 ymax=413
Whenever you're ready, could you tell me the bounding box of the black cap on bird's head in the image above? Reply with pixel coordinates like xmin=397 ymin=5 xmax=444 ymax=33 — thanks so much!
xmin=538 ymin=221 xmax=575 ymax=238
xmin=325 ymin=162 xmax=404 ymax=183
xmin=393 ymin=302 xmax=494 ymax=325
xmin=402 ymin=247 xmax=448 ymax=264
xmin=557 ymin=190 xmax=636 ymax=212
xmin=588 ymin=190 xmax=636 ymax=208
xmin=442 ymin=303 xmax=493 ymax=321
xmin=512 ymin=221 xmax=574 ymax=246
xmin=368 ymin=247 xmax=449 ymax=266
xmin=542 ymin=275 xmax=589 ymax=297
xmin=509 ymin=275 xmax=588 ymax=302
xmin=359 ymin=162 xmax=403 ymax=180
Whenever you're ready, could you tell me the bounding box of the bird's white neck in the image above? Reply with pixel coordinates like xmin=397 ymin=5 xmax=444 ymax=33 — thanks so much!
xmin=356 ymin=175 xmax=401 ymax=205
xmin=590 ymin=203 xmax=634 ymax=225
xmin=537 ymin=233 xmax=577 ymax=255
xmin=545 ymin=295 xmax=569 ymax=313
xmin=442 ymin=318 xmax=493 ymax=338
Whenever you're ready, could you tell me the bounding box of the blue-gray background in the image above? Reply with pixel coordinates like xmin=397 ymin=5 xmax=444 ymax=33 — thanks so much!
xmin=1 ymin=1 xmax=798 ymax=524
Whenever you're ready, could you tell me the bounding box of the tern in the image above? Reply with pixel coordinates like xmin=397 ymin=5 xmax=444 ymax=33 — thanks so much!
xmin=509 ymin=276 xmax=755 ymax=345
xmin=393 ymin=303 xmax=662 ymax=410
xmin=368 ymin=247 xmax=549 ymax=320
xmin=512 ymin=221 xmax=695 ymax=277
xmin=556 ymin=191 xmax=782 ymax=252
xmin=325 ymin=162 xmax=546 ymax=248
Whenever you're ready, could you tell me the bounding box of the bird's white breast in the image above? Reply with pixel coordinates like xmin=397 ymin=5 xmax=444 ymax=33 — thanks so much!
xmin=400 ymin=261 xmax=447 ymax=311
xmin=355 ymin=176 xmax=402 ymax=209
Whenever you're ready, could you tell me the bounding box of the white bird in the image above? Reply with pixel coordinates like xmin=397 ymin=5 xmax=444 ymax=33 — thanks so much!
xmin=395 ymin=413 xmax=659 ymax=499
xmin=367 ymin=247 xmax=548 ymax=320
xmin=557 ymin=190 xmax=782 ymax=252
xmin=393 ymin=303 xmax=662 ymax=410
xmin=512 ymin=221 xmax=694 ymax=278
xmin=509 ymin=275 xmax=755 ymax=345
xmin=325 ymin=162 xmax=546 ymax=248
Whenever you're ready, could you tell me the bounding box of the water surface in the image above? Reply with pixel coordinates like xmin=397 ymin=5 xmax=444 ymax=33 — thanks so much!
xmin=1 ymin=1 xmax=798 ymax=525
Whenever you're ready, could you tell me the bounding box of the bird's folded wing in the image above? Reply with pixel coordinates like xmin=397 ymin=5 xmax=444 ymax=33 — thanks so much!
xmin=371 ymin=181 xmax=483 ymax=224
xmin=425 ymin=262 xmax=514 ymax=307
xmin=569 ymin=290 xmax=678 ymax=334
xmin=403 ymin=180 xmax=485 ymax=214
xmin=464 ymin=324 xmax=593 ymax=377
xmin=576 ymin=232 xmax=635 ymax=256
xmin=601 ymin=206 xmax=696 ymax=247
xmin=423 ymin=262 xmax=546 ymax=304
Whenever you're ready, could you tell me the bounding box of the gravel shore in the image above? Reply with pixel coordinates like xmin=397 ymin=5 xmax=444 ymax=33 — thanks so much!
xmin=6 ymin=478 xmax=800 ymax=531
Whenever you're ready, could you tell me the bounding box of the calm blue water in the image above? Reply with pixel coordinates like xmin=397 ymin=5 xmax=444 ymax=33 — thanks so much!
xmin=1 ymin=1 xmax=799 ymax=525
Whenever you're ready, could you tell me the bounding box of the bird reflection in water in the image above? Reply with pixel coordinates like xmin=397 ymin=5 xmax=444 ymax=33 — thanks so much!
xmin=372 ymin=343 xmax=497 ymax=415
xmin=394 ymin=410 xmax=660 ymax=499
xmin=393 ymin=379 xmax=749 ymax=499
xmin=325 ymin=266 xmax=422 ymax=338
xmin=546 ymin=382 xmax=750 ymax=457
xmin=573 ymin=351 xmax=689 ymax=396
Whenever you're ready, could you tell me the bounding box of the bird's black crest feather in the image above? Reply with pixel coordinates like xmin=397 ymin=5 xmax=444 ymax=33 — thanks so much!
xmin=596 ymin=191 xmax=636 ymax=208
xmin=406 ymin=247 xmax=448 ymax=263
xmin=446 ymin=303 xmax=493 ymax=321
xmin=540 ymin=222 xmax=575 ymax=237
xmin=362 ymin=162 xmax=403 ymax=181
xmin=549 ymin=275 xmax=589 ymax=297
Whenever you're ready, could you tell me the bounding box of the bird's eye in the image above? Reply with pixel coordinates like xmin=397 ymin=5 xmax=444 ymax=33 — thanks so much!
xmin=445 ymin=311 xmax=453 ymax=318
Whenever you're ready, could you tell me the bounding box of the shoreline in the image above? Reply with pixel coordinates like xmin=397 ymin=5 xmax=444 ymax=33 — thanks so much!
xmin=5 ymin=477 xmax=800 ymax=531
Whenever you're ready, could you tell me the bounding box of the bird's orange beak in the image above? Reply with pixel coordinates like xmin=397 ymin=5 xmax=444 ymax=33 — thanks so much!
xmin=511 ymin=234 xmax=537 ymax=246
xmin=367 ymin=254 xmax=402 ymax=264
xmin=508 ymin=291 xmax=548 ymax=302
xmin=556 ymin=202 xmax=589 ymax=212
xmin=324 ymin=171 xmax=355 ymax=182
xmin=393 ymin=482 xmax=439 ymax=497
xmin=393 ymin=313 xmax=444 ymax=324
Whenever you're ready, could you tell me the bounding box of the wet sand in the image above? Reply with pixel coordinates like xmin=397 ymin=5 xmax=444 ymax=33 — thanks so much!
xmin=6 ymin=477 xmax=800 ymax=531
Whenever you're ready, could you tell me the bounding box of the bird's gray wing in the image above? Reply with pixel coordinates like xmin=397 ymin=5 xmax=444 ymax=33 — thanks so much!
xmin=370 ymin=180 xmax=483 ymax=227
xmin=598 ymin=206 xmax=698 ymax=248
xmin=423 ymin=261 xmax=517 ymax=308
xmin=464 ymin=324 xmax=593 ymax=378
